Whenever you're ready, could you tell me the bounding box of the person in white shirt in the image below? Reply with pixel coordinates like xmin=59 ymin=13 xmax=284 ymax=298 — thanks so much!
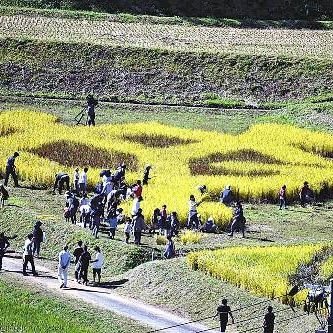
xmin=188 ymin=194 xmax=201 ymax=229
xmin=23 ymin=234 xmax=38 ymax=276
xmin=79 ymin=167 xmax=88 ymax=195
xmin=91 ymin=246 xmax=104 ymax=284
xmin=131 ymin=196 xmax=143 ymax=216
xmin=58 ymin=245 xmax=71 ymax=288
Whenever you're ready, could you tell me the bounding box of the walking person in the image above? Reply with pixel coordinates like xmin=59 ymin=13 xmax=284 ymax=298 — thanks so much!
xmin=278 ymin=185 xmax=287 ymax=210
xmin=133 ymin=208 xmax=146 ymax=245
xmin=79 ymin=167 xmax=89 ymax=196
xmin=142 ymin=165 xmax=152 ymax=185
xmin=91 ymin=246 xmax=104 ymax=284
xmin=4 ymin=151 xmax=19 ymax=187
xmin=215 ymin=299 xmax=235 ymax=333
xmin=52 ymin=172 xmax=70 ymax=194
xmin=58 ymin=245 xmax=71 ymax=289
xmin=263 ymin=306 xmax=275 ymax=333
xmin=228 ymin=201 xmax=246 ymax=238
xmin=78 ymin=245 xmax=91 ymax=285
xmin=73 ymin=240 xmax=84 ymax=283
xmin=32 ymin=220 xmax=44 ymax=257
xmin=0 ymin=232 xmax=16 ymax=271
xmin=22 ymin=234 xmax=38 ymax=276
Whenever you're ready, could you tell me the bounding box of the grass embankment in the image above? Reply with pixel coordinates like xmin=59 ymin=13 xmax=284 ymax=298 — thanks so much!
xmin=0 ymin=188 xmax=152 ymax=277
xmin=0 ymin=276 xmax=146 ymax=333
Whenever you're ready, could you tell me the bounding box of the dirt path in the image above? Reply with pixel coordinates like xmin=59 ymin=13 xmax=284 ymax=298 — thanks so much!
xmin=2 ymin=255 xmax=225 ymax=333
xmin=0 ymin=14 xmax=333 ymax=58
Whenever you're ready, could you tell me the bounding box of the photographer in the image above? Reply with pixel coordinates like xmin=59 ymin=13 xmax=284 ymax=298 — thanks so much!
xmin=86 ymin=95 xmax=98 ymax=126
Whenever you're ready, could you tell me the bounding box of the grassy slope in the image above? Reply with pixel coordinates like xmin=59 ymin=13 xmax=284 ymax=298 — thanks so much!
xmin=0 ymin=275 xmax=146 ymax=333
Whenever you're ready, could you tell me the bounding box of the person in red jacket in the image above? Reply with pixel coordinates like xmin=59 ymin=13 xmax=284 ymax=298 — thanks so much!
xmin=132 ymin=180 xmax=143 ymax=198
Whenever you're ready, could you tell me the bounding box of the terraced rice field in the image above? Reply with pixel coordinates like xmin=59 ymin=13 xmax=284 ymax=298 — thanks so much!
xmin=1 ymin=14 xmax=333 ymax=58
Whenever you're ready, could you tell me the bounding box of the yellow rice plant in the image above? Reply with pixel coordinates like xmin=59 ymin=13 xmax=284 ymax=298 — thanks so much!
xmin=1 ymin=110 xmax=333 ymax=226
xmin=155 ymin=235 xmax=167 ymax=245
xmin=187 ymin=244 xmax=324 ymax=302
xmin=180 ymin=230 xmax=203 ymax=245
xmin=319 ymin=256 xmax=333 ymax=281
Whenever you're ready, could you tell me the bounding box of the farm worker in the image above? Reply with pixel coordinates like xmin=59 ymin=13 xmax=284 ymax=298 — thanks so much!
xmin=263 ymin=306 xmax=275 ymax=333
xmin=58 ymin=245 xmax=71 ymax=289
xmin=187 ymin=195 xmax=201 ymax=229
xmin=53 ymin=172 xmax=70 ymax=194
xmin=0 ymin=232 xmax=16 ymax=271
xmin=133 ymin=208 xmax=147 ymax=245
xmin=278 ymin=185 xmax=287 ymax=210
xmin=86 ymin=94 xmax=98 ymax=126
xmin=32 ymin=220 xmax=44 ymax=258
xmin=73 ymin=168 xmax=80 ymax=194
xmin=78 ymin=245 xmax=91 ymax=285
xmin=91 ymin=246 xmax=104 ymax=284
xmin=197 ymin=184 xmax=207 ymax=195
xmin=79 ymin=167 xmax=89 ymax=195
xmin=131 ymin=196 xmax=143 ymax=216
xmin=201 ymin=217 xmax=218 ymax=233
xmin=124 ymin=217 xmax=132 ymax=243
xmin=299 ymin=181 xmax=314 ymax=207
xmin=215 ymin=298 xmax=234 ymax=333
xmin=220 ymin=185 xmax=233 ymax=206
xmin=164 ymin=235 xmax=176 ymax=259
xmin=73 ymin=240 xmax=84 ymax=283
xmin=132 ymin=179 xmax=143 ymax=198
xmin=228 ymin=201 xmax=246 ymax=238
xmin=23 ymin=234 xmax=38 ymax=276
xmin=142 ymin=165 xmax=152 ymax=185
xmin=4 ymin=151 xmax=19 ymax=187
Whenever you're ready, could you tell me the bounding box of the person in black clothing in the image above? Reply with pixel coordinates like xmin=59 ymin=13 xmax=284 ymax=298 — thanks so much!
xmin=73 ymin=240 xmax=84 ymax=282
xmin=78 ymin=245 xmax=91 ymax=285
xmin=216 ymin=299 xmax=234 ymax=333
xmin=142 ymin=165 xmax=152 ymax=185
xmin=0 ymin=185 xmax=9 ymax=208
xmin=86 ymin=95 xmax=98 ymax=126
xmin=0 ymin=232 xmax=16 ymax=270
xmin=263 ymin=306 xmax=275 ymax=333
xmin=4 ymin=152 xmax=19 ymax=187
xmin=32 ymin=221 xmax=44 ymax=257
xmin=53 ymin=172 xmax=70 ymax=194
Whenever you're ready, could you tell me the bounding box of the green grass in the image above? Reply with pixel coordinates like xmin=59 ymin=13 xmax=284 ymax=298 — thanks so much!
xmin=0 ymin=276 xmax=146 ymax=333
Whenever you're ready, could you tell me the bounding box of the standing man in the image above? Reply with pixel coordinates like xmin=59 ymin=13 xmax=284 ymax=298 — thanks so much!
xmin=263 ymin=306 xmax=275 ymax=333
xmin=188 ymin=195 xmax=201 ymax=229
xmin=79 ymin=167 xmax=88 ymax=196
xmin=86 ymin=95 xmax=98 ymax=127
xmin=78 ymin=245 xmax=91 ymax=285
xmin=73 ymin=240 xmax=84 ymax=283
xmin=0 ymin=232 xmax=16 ymax=271
xmin=58 ymin=245 xmax=71 ymax=289
xmin=133 ymin=208 xmax=146 ymax=245
xmin=228 ymin=201 xmax=246 ymax=238
xmin=23 ymin=234 xmax=38 ymax=276
xmin=32 ymin=220 xmax=44 ymax=258
xmin=216 ymin=299 xmax=235 ymax=333
xmin=91 ymin=246 xmax=104 ymax=285
xmin=278 ymin=185 xmax=287 ymax=210
xmin=53 ymin=172 xmax=70 ymax=194
xmin=4 ymin=152 xmax=19 ymax=187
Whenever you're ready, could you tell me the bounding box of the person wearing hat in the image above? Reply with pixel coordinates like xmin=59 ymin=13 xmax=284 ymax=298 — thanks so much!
xmin=53 ymin=172 xmax=70 ymax=195
xmin=4 ymin=151 xmax=19 ymax=187
xmin=220 ymin=185 xmax=233 ymax=206
xmin=32 ymin=220 xmax=44 ymax=257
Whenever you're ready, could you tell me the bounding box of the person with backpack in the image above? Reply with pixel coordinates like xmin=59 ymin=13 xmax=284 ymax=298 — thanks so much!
xmin=163 ymin=235 xmax=176 ymax=259
xmin=4 ymin=152 xmax=19 ymax=187
xmin=58 ymin=245 xmax=71 ymax=289
xmin=78 ymin=245 xmax=91 ymax=285
xmin=32 ymin=220 xmax=44 ymax=257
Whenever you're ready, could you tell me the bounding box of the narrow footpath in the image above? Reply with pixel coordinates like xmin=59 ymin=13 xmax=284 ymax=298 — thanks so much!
xmin=2 ymin=255 xmax=223 ymax=333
